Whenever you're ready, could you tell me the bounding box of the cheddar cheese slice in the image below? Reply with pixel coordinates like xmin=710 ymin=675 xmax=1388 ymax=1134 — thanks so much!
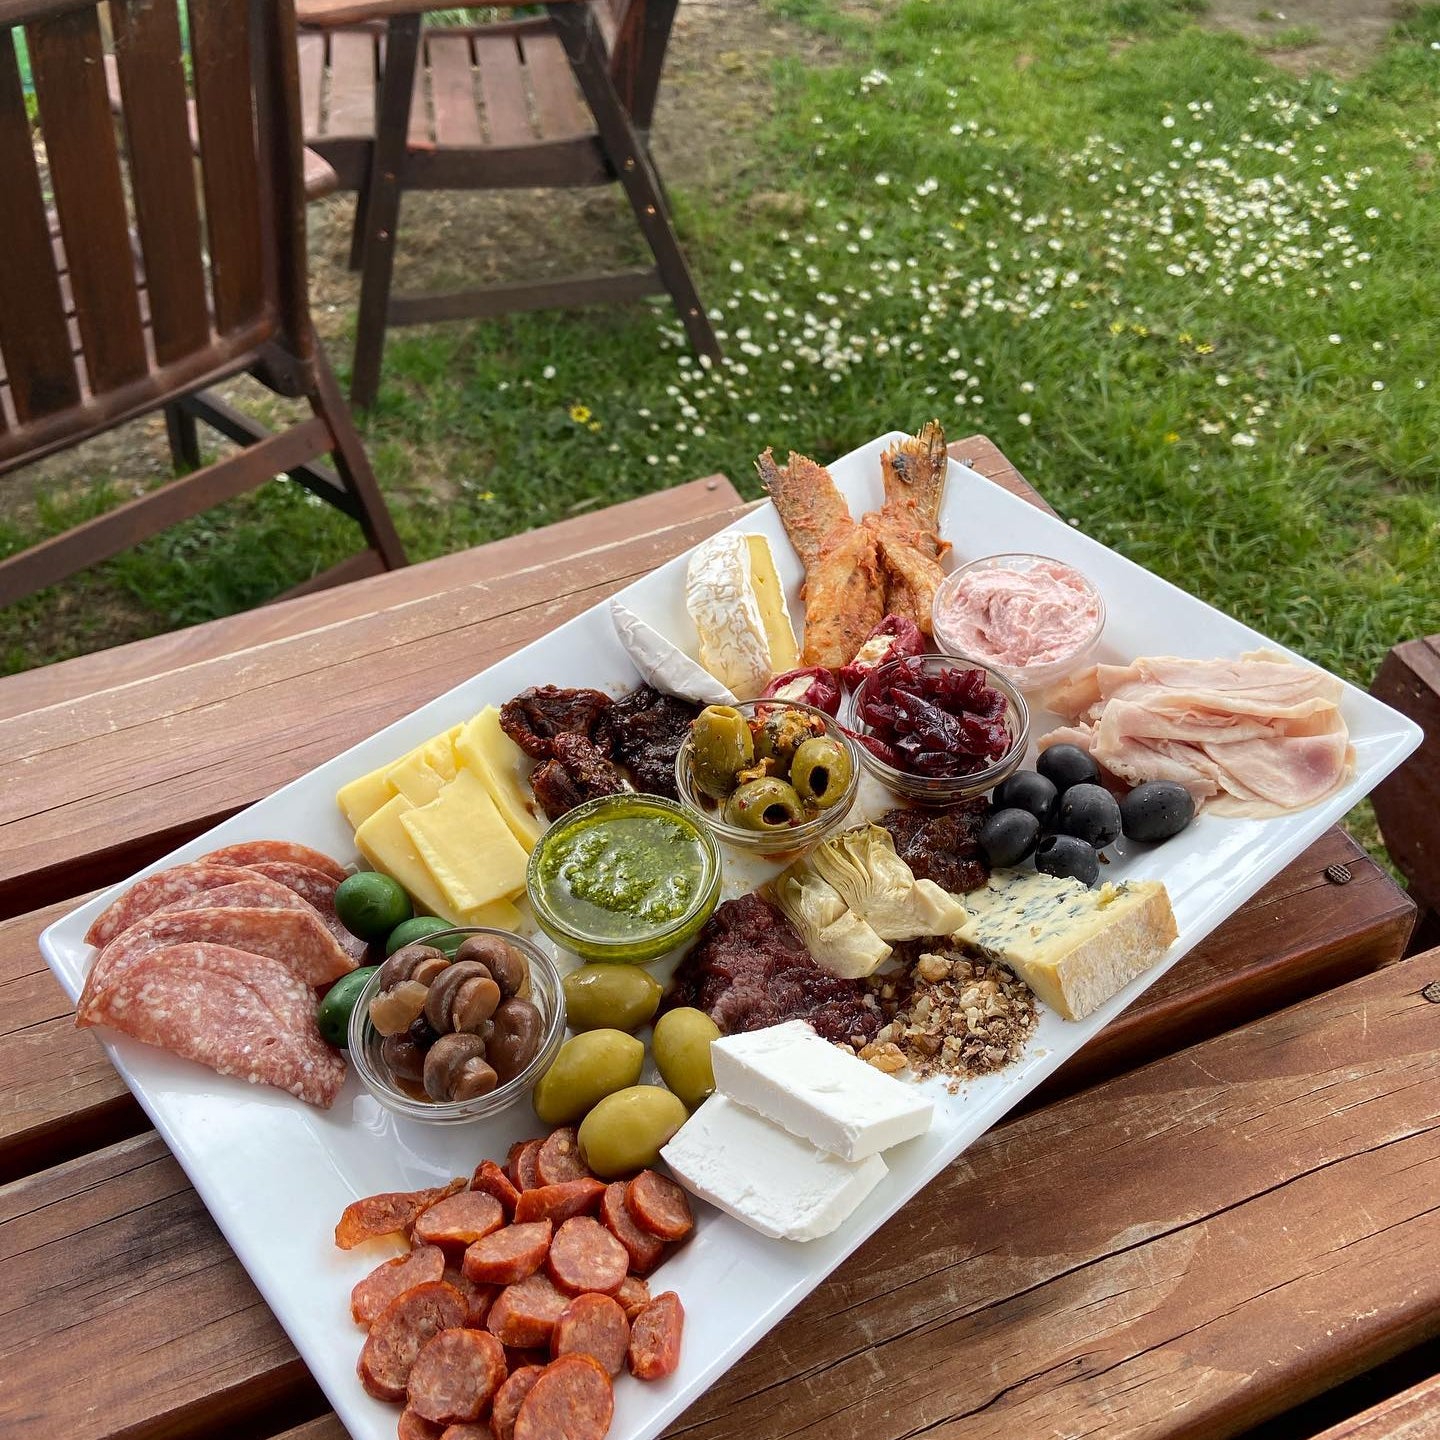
xmin=337 ymin=763 xmax=397 ymax=831
xmin=456 ymin=706 xmax=545 ymax=852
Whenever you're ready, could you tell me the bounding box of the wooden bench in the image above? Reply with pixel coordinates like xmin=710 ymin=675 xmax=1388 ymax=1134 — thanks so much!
xmin=1370 ymin=634 xmax=1439 ymax=952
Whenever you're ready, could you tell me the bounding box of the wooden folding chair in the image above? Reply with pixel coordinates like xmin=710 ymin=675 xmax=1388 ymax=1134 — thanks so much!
xmin=296 ymin=0 xmax=721 ymax=406
xmin=0 ymin=0 xmax=407 ymax=610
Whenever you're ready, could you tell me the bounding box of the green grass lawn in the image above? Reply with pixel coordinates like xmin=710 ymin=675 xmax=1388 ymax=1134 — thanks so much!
xmin=5 ymin=0 xmax=1438 ymax=710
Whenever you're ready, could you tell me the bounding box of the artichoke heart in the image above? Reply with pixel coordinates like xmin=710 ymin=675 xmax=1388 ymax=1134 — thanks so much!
xmin=808 ymin=825 xmax=969 ymax=941
xmin=773 ymin=868 xmax=892 ymax=979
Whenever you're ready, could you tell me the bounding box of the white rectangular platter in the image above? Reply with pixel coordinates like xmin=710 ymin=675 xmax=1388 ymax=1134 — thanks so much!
xmin=40 ymin=433 xmax=1422 ymax=1440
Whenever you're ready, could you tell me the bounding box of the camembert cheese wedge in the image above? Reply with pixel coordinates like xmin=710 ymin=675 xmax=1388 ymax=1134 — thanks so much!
xmin=953 ymin=869 xmax=1178 ymax=1021
xmin=684 ymin=532 xmax=799 ymax=698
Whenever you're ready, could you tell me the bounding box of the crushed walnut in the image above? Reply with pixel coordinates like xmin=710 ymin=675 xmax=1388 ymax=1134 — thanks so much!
xmin=854 ymin=948 xmax=1038 ymax=1091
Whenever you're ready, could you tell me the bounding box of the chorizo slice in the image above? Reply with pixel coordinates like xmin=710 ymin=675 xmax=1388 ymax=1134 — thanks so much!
xmin=628 ymin=1291 xmax=684 ymax=1381
xmin=407 ymin=1327 xmax=508 ymax=1425
xmin=535 ymin=1127 xmax=592 ymax=1186
xmin=397 ymin=1407 xmax=444 ymax=1440
xmin=336 ymin=1180 xmax=466 ymax=1250
xmin=624 ymin=1170 xmax=694 ymax=1242
xmin=545 ymin=1217 xmax=627 ymax=1297
xmin=442 ymin=1267 xmax=499 ymax=1328
xmin=551 ymin=1292 xmax=630 ymax=1377
xmin=358 ymin=1281 xmax=468 ymax=1402
xmin=513 ymin=1354 xmax=614 ymax=1440
xmin=463 ymin=1221 xmax=552 ymax=1286
xmin=352 ymin=1245 xmax=447 ymax=1327
xmin=512 ymin=1140 xmax=546 ymax=1192
xmin=83 ymin=862 xmax=256 ymax=948
xmin=600 ymin=1182 xmax=664 ymax=1275
xmin=615 ymin=1275 xmax=651 ymax=1323
xmin=512 ymin=1178 xmax=605 ymax=1227
xmin=200 ymin=839 xmax=348 ymax=882
xmin=503 ymin=1347 xmax=549 ymax=1374
xmin=485 ymin=1272 xmax=571 ymax=1349
xmin=438 ymin=1425 xmax=494 ymax=1440
xmin=413 ymin=1191 xmax=506 ymax=1250
xmin=471 ymin=1160 xmax=521 ymax=1216
xmin=490 ymin=1365 xmax=544 ymax=1440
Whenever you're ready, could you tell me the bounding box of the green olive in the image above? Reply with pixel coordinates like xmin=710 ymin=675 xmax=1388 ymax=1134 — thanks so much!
xmin=562 ymin=964 xmax=663 ymax=1033
xmin=723 ymin=776 xmax=804 ymax=831
xmin=752 ymin=706 xmax=822 ymax=768
xmin=532 ymin=1029 xmax=645 ymax=1127
xmin=577 ymin=1085 xmax=690 ymax=1179
xmin=689 ymin=705 xmax=755 ymax=800
xmin=651 ymin=1007 xmax=720 ymax=1110
xmin=790 ymin=736 xmax=854 ymax=810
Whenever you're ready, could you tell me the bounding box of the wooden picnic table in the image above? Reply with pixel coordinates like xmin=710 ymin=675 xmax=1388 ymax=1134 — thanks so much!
xmin=2 ymin=437 xmax=1437 ymax=1440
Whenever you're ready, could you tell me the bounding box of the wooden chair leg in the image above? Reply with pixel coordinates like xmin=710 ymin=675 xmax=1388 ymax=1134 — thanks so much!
xmin=548 ymin=5 xmax=721 ymax=362
xmin=348 ymin=163 xmax=373 ymax=273
xmin=308 ymin=337 xmax=408 ymax=571
xmin=349 ymin=14 xmax=421 ymax=409
xmin=164 ymin=402 xmax=202 ymax=472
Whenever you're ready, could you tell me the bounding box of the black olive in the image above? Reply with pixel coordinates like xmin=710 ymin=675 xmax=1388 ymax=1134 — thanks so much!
xmin=991 ymin=770 xmax=1058 ymax=825
xmin=978 ymin=808 xmax=1041 ymax=867
xmin=1036 ymin=743 xmax=1101 ymax=794
xmin=407 ymin=1013 xmax=439 ymax=1051
xmin=1055 ymin=783 xmax=1123 ymax=848
xmin=1035 ymin=834 xmax=1099 ymax=886
xmin=1120 ymin=780 xmax=1196 ymax=842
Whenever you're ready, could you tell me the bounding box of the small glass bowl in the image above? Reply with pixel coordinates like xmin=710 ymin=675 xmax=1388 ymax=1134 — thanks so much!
xmin=849 ymin=653 xmax=1029 ymax=806
xmin=931 ymin=552 xmax=1106 ymax=694
xmin=347 ymin=926 xmax=566 ymax=1124
xmin=673 ymin=698 xmax=862 ymax=858
xmin=527 ymin=794 xmax=722 ymax=964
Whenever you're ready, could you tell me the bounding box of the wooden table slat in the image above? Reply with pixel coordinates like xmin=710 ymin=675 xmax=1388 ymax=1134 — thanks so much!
xmin=4 ymin=950 xmax=1436 ymax=1440
xmin=1311 ymin=1372 xmax=1440 ymax=1438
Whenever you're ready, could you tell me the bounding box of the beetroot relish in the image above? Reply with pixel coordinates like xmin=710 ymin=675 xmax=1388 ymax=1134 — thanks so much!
xmin=856 ymin=656 xmax=1010 ymax=778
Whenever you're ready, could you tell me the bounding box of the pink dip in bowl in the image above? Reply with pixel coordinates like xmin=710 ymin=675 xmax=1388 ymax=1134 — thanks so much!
xmin=932 ymin=553 xmax=1105 ymax=692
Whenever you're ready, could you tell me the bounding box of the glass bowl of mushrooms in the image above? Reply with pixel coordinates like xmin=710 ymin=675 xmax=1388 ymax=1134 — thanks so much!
xmin=347 ymin=927 xmax=566 ymax=1124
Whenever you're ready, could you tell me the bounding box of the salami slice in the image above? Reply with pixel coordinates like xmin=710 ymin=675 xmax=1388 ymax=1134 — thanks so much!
xmin=78 ymin=904 xmax=357 ymax=1016
xmin=624 ymin=1170 xmax=694 ymax=1242
xmin=512 ymin=1179 xmax=605 ymax=1227
xmin=83 ymin=863 xmax=256 ymax=948
xmin=485 ymin=1273 xmax=571 ymax=1348
xmin=628 ymin=1291 xmax=684 ymax=1381
xmin=535 ymin=1127 xmax=591 ymax=1186
xmin=615 ymin=1275 xmax=651 ymax=1323
xmin=551 ymin=1293 xmax=629 ymax=1376
xmin=247 ymin=860 xmax=368 ymax=963
xmin=336 ymin=1180 xmax=467 ymax=1250
xmin=513 ymin=1354 xmax=614 ymax=1440
xmin=471 ymin=1160 xmax=521 ymax=1216
xmin=359 ymin=1281 xmax=467 ymax=1401
xmin=157 ymin=875 xmax=319 ymax=918
xmin=490 ymin=1365 xmax=544 ymax=1440
xmin=76 ymin=942 xmax=347 ymax=1108
xmin=413 ymin=1192 xmax=505 ymax=1249
xmin=463 ymin=1222 xmax=552 ymax=1285
xmin=352 ymin=1245 xmax=447 ymax=1327
xmin=407 ymin=1328 xmax=508 ymax=1425
xmin=600 ymin=1182 xmax=663 ymax=1275
xmin=545 ymin=1217 xmax=627 ymax=1297
xmin=201 ymin=840 xmax=348 ymax=882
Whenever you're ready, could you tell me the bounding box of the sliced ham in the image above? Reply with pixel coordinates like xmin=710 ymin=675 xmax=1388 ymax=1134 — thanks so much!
xmin=79 ymin=904 xmax=357 ymax=1020
xmin=1041 ymin=650 xmax=1353 ymax=817
xmin=84 ymin=863 xmax=257 ymax=948
xmin=76 ymin=941 xmax=347 ymax=1107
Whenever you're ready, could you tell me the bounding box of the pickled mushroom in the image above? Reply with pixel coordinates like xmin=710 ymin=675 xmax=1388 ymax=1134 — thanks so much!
xmin=772 ymin=867 xmax=892 ymax=979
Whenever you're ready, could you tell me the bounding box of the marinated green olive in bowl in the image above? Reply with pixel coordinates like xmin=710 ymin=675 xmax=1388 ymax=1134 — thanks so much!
xmin=674 ymin=699 xmax=861 ymax=857
xmin=347 ymin=927 xmax=566 ymax=1124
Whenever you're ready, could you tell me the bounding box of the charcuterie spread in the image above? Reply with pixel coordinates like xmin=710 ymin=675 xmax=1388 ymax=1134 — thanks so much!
xmin=61 ymin=423 xmax=1391 ymax=1440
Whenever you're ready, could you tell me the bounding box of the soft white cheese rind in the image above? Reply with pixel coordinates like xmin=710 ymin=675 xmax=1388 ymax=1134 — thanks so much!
xmin=609 ymin=600 xmax=737 ymax=706
xmin=661 ymin=1094 xmax=887 ymax=1241
xmin=684 ymin=533 xmax=774 ymax=698
xmin=953 ymin=870 xmax=1178 ymax=1021
xmin=711 ymin=1020 xmax=933 ymax=1161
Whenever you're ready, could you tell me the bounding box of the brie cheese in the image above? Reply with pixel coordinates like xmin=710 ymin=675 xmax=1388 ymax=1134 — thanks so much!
xmin=684 ymin=533 xmax=797 ymax=698
xmin=609 ymin=600 xmax=736 ymax=706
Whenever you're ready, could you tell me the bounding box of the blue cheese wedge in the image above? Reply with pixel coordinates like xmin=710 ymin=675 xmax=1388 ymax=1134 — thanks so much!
xmin=609 ymin=600 xmax=736 ymax=707
xmin=953 ymin=870 xmax=1178 ymax=1021
xmin=711 ymin=1020 xmax=932 ymax=1161
xmin=684 ymin=533 xmax=799 ymax=698
xmin=661 ymin=1094 xmax=886 ymax=1241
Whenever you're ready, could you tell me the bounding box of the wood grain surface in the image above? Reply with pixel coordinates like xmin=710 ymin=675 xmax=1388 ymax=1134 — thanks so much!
xmin=3 ymin=951 xmax=1435 ymax=1440
xmin=1311 ymin=1372 xmax=1440 ymax=1439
